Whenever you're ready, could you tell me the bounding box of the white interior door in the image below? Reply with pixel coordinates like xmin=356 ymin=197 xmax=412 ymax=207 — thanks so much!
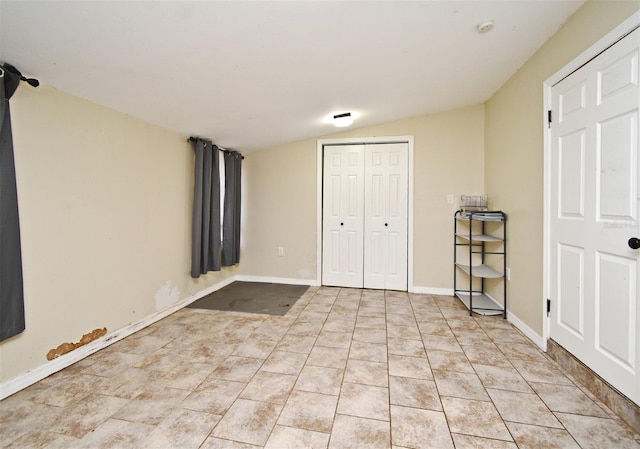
xmin=322 ymin=145 xmax=365 ymax=288
xmin=549 ymin=28 xmax=639 ymax=405
xmin=364 ymin=143 xmax=408 ymax=290
xmin=322 ymin=142 xmax=408 ymax=290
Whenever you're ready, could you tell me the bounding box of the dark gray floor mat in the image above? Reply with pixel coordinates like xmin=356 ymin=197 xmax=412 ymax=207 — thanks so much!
xmin=187 ymin=281 xmax=308 ymax=316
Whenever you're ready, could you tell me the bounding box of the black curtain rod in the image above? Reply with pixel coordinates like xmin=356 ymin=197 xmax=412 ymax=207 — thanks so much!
xmin=188 ymin=136 xmax=243 ymax=159
xmin=0 ymin=62 xmax=40 ymax=87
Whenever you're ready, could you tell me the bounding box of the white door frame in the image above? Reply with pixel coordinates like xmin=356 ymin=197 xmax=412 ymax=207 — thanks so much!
xmin=543 ymin=11 xmax=640 ymax=351
xmin=317 ymin=136 xmax=415 ymax=291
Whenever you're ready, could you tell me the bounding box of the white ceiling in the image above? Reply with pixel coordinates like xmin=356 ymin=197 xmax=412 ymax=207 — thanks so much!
xmin=0 ymin=0 xmax=585 ymax=152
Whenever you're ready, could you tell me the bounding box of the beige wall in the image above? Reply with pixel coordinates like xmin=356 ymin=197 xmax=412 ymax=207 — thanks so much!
xmin=240 ymin=105 xmax=485 ymax=290
xmin=484 ymin=1 xmax=639 ymax=336
xmin=7 ymin=0 xmax=633 ymax=388
xmin=0 ymin=86 xmax=235 ymax=384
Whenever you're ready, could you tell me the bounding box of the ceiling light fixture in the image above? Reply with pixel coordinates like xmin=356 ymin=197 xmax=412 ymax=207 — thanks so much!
xmin=333 ymin=112 xmax=353 ymax=128
xmin=476 ymin=20 xmax=494 ymax=34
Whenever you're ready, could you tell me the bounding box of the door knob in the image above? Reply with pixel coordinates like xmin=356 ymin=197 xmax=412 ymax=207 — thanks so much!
xmin=385 ymin=223 xmax=388 ymax=227
xmin=340 ymin=222 xmax=344 ymax=226
xmin=629 ymin=237 xmax=640 ymax=249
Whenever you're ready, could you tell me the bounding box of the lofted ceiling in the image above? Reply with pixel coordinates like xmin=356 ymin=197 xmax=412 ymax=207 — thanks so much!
xmin=0 ymin=0 xmax=585 ymax=152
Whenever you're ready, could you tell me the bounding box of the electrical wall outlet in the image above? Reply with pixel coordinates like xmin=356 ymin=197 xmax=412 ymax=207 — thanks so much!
xmin=277 ymin=247 xmax=284 ymax=256
xmin=447 ymin=194 xmax=454 ymax=205
xmin=506 ymin=267 xmax=511 ymax=281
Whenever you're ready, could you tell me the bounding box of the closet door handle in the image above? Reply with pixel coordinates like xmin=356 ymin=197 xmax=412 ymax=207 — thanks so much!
xmin=340 ymin=222 xmax=344 ymax=226
xmin=629 ymin=237 xmax=640 ymax=249
xmin=385 ymin=223 xmax=388 ymax=227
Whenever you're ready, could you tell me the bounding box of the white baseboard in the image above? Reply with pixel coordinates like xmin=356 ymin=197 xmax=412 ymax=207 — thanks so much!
xmin=0 ymin=276 xmax=236 ymax=401
xmin=2 ymin=275 xmax=544 ymax=400
xmin=235 ymin=275 xmax=319 ymax=286
xmin=507 ymin=309 xmax=544 ymax=349
xmin=411 ymin=286 xmax=454 ymax=296
xmin=479 ymin=292 xmax=544 ymax=349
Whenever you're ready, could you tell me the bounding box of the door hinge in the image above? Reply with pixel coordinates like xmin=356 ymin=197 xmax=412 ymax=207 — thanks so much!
xmin=548 ymin=110 xmax=552 ymax=127
xmin=547 ymin=298 xmax=551 ymax=316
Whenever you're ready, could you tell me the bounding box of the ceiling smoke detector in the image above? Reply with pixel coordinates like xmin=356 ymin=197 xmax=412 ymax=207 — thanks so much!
xmin=477 ymin=20 xmax=494 ymax=34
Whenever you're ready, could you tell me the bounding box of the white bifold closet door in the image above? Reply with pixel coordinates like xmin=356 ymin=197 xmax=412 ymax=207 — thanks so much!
xmin=322 ymin=143 xmax=408 ymax=290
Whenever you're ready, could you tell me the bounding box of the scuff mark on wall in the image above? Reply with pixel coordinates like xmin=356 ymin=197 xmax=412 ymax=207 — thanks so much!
xmin=46 ymin=327 xmax=107 ymax=360
xmin=155 ymin=281 xmax=180 ymax=312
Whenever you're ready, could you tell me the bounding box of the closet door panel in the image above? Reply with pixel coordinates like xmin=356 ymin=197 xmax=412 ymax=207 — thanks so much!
xmin=364 ymin=143 xmax=408 ymax=290
xmin=322 ymin=145 xmax=365 ymax=288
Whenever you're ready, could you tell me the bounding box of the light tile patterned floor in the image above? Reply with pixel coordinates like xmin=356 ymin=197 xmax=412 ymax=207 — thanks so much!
xmin=1 ymin=287 xmax=639 ymax=448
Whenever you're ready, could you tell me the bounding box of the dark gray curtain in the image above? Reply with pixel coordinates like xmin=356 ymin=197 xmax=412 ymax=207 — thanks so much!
xmin=222 ymin=151 xmax=241 ymax=266
xmin=190 ymin=139 xmax=222 ymax=278
xmin=0 ymin=64 xmax=25 ymax=341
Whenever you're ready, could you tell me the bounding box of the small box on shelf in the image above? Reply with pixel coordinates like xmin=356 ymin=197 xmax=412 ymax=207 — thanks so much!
xmin=460 ymin=194 xmax=488 ymax=211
